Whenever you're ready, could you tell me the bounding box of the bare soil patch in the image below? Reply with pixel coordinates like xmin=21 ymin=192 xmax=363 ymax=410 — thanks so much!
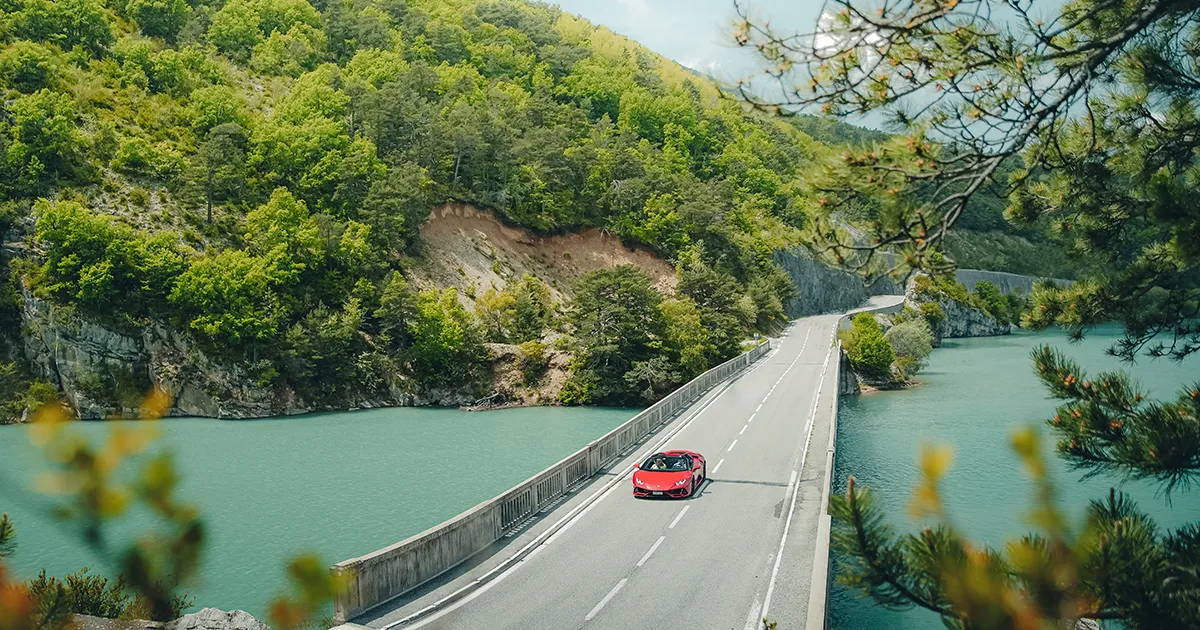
xmin=407 ymin=203 xmax=676 ymax=308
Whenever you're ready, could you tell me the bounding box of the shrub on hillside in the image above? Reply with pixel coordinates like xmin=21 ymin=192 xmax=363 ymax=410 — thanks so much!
xmin=919 ymin=301 xmax=945 ymax=333
xmin=26 ymin=566 xmax=194 ymax=625
xmin=912 ymin=274 xmax=972 ymax=306
xmin=971 ymin=279 xmax=1009 ymax=323
xmin=885 ymin=319 xmax=933 ymax=379
xmin=474 ymin=274 xmax=554 ymax=344
xmin=515 ymin=340 xmax=548 ymax=386
xmin=0 ymin=362 xmax=59 ymax=423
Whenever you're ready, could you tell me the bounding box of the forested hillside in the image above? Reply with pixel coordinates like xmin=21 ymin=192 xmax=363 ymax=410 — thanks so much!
xmin=0 ymin=0 xmax=840 ymax=417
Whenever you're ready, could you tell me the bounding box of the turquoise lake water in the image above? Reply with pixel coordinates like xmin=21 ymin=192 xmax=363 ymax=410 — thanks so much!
xmin=829 ymin=325 xmax=1200 ymax=629
xmin=0 ymin=405 xmax=636 ymax=619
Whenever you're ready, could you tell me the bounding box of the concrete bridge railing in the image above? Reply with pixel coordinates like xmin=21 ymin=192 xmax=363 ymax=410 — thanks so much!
xmin=331 ymin=339 xmax=773 ymax=624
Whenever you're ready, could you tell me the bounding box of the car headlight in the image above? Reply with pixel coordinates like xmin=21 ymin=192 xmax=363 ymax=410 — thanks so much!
xmin=634 ymin=478 xmax=645 ymax=485
xmin=675 ymin=478 xmax=689 ymax=486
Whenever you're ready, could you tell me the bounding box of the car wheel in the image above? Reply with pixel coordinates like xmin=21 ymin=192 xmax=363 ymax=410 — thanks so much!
xmin=701 ymin=463 xmax=707 ymax=482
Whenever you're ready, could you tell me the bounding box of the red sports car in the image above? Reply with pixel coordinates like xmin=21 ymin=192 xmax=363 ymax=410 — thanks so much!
xmin=632 ymin=450 xmax=706 ymax=499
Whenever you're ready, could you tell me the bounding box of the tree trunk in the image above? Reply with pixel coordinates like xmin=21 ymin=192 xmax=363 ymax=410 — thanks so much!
xmin=206 ymin=166 xmax=214 ymax=224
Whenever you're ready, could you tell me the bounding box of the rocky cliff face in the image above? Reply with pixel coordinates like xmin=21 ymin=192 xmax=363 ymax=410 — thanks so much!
xmin=774 ymin=249 xmax=901 ymax=317
xmin=837 ymin=347 xmax=859 ymax=396
xmin=17 ymin=288 xmax=484 ymax=420
xmin=904 ymin=277 xmax=1013 ymax=342
xmin=73 ymin=608 xmax=270 ymax=630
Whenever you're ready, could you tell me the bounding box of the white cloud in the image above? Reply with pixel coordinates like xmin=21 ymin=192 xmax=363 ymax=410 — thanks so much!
xmin=614 ymin=0 xmax=653 ymax=22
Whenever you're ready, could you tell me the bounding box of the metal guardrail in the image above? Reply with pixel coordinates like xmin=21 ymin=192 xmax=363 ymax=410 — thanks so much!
xmin=331 ymin=340 xmax=773 ymax=623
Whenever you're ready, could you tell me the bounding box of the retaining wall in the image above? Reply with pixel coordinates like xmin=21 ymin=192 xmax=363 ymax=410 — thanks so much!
xmin=954 ymin=268 xmax=1073 ymax=295
xmin=330 ymin=341 xmax=773 ymax=623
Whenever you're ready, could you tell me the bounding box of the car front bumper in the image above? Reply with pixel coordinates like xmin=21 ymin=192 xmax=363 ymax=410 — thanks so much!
xmin=633 ymin=485 xmax=690 ymax=498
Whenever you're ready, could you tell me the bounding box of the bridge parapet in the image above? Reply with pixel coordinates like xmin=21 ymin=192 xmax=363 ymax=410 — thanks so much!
xmin=807 ymin=296 xmax=905 ymax=630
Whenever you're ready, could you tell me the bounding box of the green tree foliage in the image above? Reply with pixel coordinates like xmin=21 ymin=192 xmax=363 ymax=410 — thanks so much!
xmin=0 ymin=363 xmax=58 ymax=423
xmin=884 ymin=319 xmax=933 ymax=380
xmin=474 ymin=286 xmax=516 ymax=343
xmin=406 ymin=288 xmax=487 ymax=389
xmin=34 ymin=200 xmax=187 ymax=321
xmin=9 ymin=0 xmax=115 ymax=56
xmin=840 ymin=313 xmax=895 ymax=382
xmin=373 ymin=271 xmax=415 ymax=348
xmin=195 ymin=123 xmax=249 ymax=223
xmin=126 ymin=0 xmax=189 ymax=41
xmin=969 ymin=280 xmax=1024 ymax=325
xmin=0 ymin=514 xmax=15 ymax=558
xmin=169 ymin=249 xmax=289 ymax=344
xmin=0 ymin=0 xmax=826 ymax=409
xmin=474 ymin=274 xmax=553 ymax=344
xmin=660 ymin=297 xmax=713 ymax=380
xmin=0 ymin=40 xmax=62 ymax=92
xmin=509 ymin=274 xmax=552 ymax=343
xmin=676 ymin=254 xmax=743 ymax=364
xmin=741 ymin=0 xmax=1200 ymax=627
xmin=919 ymin=301 xmax=945 ymax=334
xmin=281 ymin=300 xmax=365 ymax=402
xmin=561 ymin=265 xmax=666 ymax=405
xmin=2 ymin=89 xmax=83 ymax=195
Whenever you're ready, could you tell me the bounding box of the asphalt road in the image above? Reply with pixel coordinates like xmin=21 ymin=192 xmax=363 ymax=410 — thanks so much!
xmin=356 ymin=298 xmax=902 ymax=630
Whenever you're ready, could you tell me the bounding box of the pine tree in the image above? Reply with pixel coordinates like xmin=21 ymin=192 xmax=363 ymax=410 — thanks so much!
xmin=0 ymin=513 xmax=15 ymax=558
xmin=737 ymin=1 xmax=1200 ymax=627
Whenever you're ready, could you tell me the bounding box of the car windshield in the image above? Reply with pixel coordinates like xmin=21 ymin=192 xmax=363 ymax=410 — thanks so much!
xmin=640 ymin=455 xmax=690 ymax=472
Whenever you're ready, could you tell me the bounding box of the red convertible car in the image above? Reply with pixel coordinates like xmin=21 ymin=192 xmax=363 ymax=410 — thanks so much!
xmin=632 ymin=450 xmax=706 ymax=499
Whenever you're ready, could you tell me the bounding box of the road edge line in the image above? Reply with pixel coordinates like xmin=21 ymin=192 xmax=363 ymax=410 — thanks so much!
xmin=757 ymin=329 xmax=835 ymax=627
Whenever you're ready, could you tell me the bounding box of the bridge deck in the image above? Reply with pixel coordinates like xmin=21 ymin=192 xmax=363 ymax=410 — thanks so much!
xmin=340 ymin=297 xmax=903 ymax=630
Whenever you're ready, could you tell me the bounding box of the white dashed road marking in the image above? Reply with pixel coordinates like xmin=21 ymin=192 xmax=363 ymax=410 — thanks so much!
xmin=585 ymin=579 xmax=627 ymax=622
xmin=636 ymin=536 xmax=666 ymax=567
xmin=668 ymin=506 xmax=690 ymax=529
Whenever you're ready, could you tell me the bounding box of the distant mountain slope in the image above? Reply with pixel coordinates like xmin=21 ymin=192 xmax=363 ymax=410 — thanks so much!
xmin=0 ymin=0 xmax=848 ymax=417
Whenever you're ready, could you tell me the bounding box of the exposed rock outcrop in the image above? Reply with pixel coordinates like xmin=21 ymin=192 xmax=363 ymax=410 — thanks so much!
xmin=837 ymin=347 xmax=860 ymax=396
xmin=17 ymin=288 xmax=485 ymax=420
xmin=467 ymin=342 xmax=571 ymax=410
xmin=774 ymin=249 xmax=901 ymax=317
xmin=19 ymin=288 xmax=314 ymax=419
xmin=72 ymin=608 xmax=270 ymax=630
xmin=904 ymin=275 xmax=1013 ymax=343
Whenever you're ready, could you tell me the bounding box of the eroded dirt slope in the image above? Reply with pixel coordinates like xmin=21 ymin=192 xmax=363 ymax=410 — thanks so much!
xmin=408 ymin=203 xmax=676 ymax=307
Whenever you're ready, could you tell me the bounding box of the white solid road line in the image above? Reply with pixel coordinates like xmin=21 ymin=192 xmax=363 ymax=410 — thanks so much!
xmin=668 ymin=506 xmax=690 ymax=529
xmin=757 ymin=334 xmax=836 ymax=627
xmin=636 ymin=536 xmax=666 ymax=567
xmin=712 ymin=458 xmax=725 ymax=474
xmin=585 ymin=579 xmax=628 ymax=622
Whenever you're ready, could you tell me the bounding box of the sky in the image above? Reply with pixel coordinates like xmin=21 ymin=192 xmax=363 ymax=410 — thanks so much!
xmin=548 ymin=0 xmax=826 ymax=86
